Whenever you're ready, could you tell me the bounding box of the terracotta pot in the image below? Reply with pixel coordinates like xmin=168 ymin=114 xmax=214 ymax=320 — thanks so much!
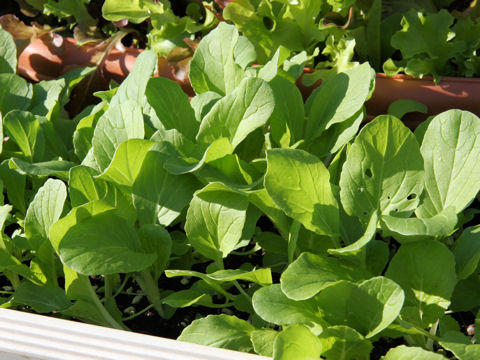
xmin=366 ymin=73 xmax=480 ymax=125
xmin=298 ymin=71 xmax=480 ymax=129
xmin=17 ymin=36 xmax=194 ymax=96
xmin=18 ymin=37 xmax=93 ymax=81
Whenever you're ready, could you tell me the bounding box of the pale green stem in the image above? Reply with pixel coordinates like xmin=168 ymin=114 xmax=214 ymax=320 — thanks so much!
xmin=134 ymin=270 xmax=165 ymax=318
xmin=233 ymin=280 xmax=252 ymax=304
xmin=288 ymin=221 xmax=301 ymax=263
xmin=122 ymin=303 xmax=155 ymax=321
xmin=113 ymin=274 xmax=131 ymax=298
xmin=86 ymin=281 xmax=127 ymax=330
xmin=426 ymin=320 xmax=439 ymax=350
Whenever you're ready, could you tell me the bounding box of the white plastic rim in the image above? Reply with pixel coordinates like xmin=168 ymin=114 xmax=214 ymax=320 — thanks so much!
xmin=0 ymin=308 xmax=270 ymax=360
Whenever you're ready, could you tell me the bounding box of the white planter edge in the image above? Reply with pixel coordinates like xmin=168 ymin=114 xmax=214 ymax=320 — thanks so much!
xmin=0 ymin=308 xmax=270 ymax=360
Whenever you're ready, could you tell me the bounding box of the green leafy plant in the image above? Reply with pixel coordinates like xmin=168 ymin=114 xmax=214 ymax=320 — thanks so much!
xmin=1 ymin=20 xmax=480 ymax=360
xmin=12 ymin=0 xmax=219 ymax=51
xmin=384 ymin=8 xmax=480 ymax=82
xmin=222 ymin=0 xmax=480 ymax=83
xmin=100 ymin=0 xmax=219 ymax=55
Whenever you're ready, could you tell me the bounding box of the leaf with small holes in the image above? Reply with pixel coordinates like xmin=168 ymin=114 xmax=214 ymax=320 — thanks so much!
xmin=339 ymin=115 xmax=424 ymax=224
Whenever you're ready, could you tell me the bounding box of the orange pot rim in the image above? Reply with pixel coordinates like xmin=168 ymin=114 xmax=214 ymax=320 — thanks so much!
xmin=375 ymin=72 xmax=480 ymax=84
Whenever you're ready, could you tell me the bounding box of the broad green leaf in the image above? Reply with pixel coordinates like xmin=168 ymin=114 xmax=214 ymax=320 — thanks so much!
xmin=364 ymin=240 xmax=390 ymax=275
xmin=29 ymin=240 xmax=58 ymax=286
xmin=0 ymin=160 xmax=26 ymax=213
xmin=196 ymin=77 xmax=274 ymax=149
xmin=265 ymin=148 xmax=339 ymax=236
xmin=164 ymin=269 xmax=231 ymax=298
xmin=0 ymin=73 xmax=31 ymax=115
xmin=281 ymin=252 xmax=370 ymax=301
xmin=438 ymin=315 xmax=460 ymax=337
xmin=247 ymin=189 xmax=291 ymax=240
xmin=178 ymin=314 xmax=255 ymax=352
xmin=14 ymin=282 xmax=71 ymax=313
xmin=318 ymin=326 xmax=372 ymax=360
xmin=189 ymin=22 xmax=246 ymax=95
xmin=451 ymin=276 xmax=480 ymax=312
xmin=38 ymin=117 xmax=69 ymax=160
xmin=0 ymin=206 xmax=26 ymax=276
xmin=162 ymin=289 xmax=214 ymax=308
xmin=417 ymin=110 xmax=480 ymax=217
xmin=363 ymin=0 xmax=382 ymax=70
xmin=257 ymin=47 xmax=290 ymax=82
xmin=305 ymin=63 xmax=375 ymax=141
xmin=3 ymin=110 xmax=45 ymax=161
xmin=29 ymin=79 xmax=65 ymax=118
xmin=439 ymin=331 xmax=480 ymax=360
xmin=381 ymin=206 xmax=457 ymax=244
xmin=197 ymin=153 xmax=261 ymax=188
xmin=92 ymin=100 xmax=145 ymax=170
xmin=453 ymin=225 xmax=480 ymax=280
xmin=163 ymin=137 xmax=233 ymax=175
xmin=268 ymin=76 xmax=305 ymax=148
xmin=385 ymin=241 xmax=457 ymax=327
xmin=133 ymin=147 xmax=199 ymax=226
xmin=339 ymin=115 xmax=424 ymax=224
xmin=146 ymin=77 xmax=198 ymax=140
xmin=0 ymin=113 xmax=2 ymax=155
xmin=102 ymin=0 xmax=159 ymax=23
xmin=316 ymin=277 xmax=404 ymax=338
xmin=185 ymin=183 xmax=248 ymax=262
xmin=138 ymin=224 xmax=171 ymax=281
xmin=190 ymin=91 xmax=222 ymax=122
xmin=69 ymin=165 xmax=137 ymax=222
xmin=312 ymin=109 xmax=364 ymax=158
xmin=30 ymin=66 xmax=92 ymax=120
xmin=207 ymin=268 xmax=272 ymax=286
xmin=283 ymin=51 xmax=309 ymax=80
xmin=252 ymin=284 xmax=324 ymax=326
xmin=273 ymin=325 xmax=322 ymax=360
xmin=250 ymin=329 xmax=278 ymax=357
xmin=234 ymin=35 xmax=256 ymax=69
xmin=24 ymin=179 xmax=67 ymax=251
xmin=256 ymin=231 xmax=287 ymax=255
xmin=110 ymin=50 xmax=157 ymax=106
xmin=381 ymin=345 xmax=448 ymax=359
xmin=387 ymin=99 xmax=428 ymax=120
xmin=328 ymin=211 xmax=378 ymax=260
xmin=49 ymin=201 xmax=156 ymax=275
xmin=10 ymin=158 xmax=76 ymax=181
xmin=0 ymin=27 xmax=16 ymax=73
xmin=0 ymin=204 xmax=10 ymax=232
xmin=73 ymin=102 xmax=107 ymax=161
xmin=0 ymin=246 xmax=36 ymax=281
xmin=98 ymin=139 xmax=155 ymax=188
